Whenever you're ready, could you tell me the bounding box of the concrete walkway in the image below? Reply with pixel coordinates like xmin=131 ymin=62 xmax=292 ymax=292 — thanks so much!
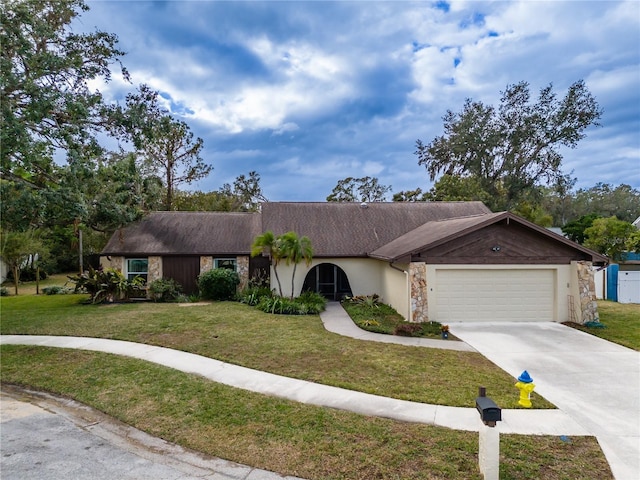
xmin=2 ymin=305 xmax=633 ymax=477
xmin=449 ymin=321 xmax=640 ymax=480
xmin=0 ymin=334 xmax=588 ymax=436
xmin=320 ymin=302 xmax=476 ymax=351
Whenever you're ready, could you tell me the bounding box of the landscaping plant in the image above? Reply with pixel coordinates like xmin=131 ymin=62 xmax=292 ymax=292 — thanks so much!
xmin=198 ymin=268 xmax=240 ymax=301
xmin=68 ymin=266 xmax=144 ymax=304
xmin=148 ymin=277 xmax=183 ymax=302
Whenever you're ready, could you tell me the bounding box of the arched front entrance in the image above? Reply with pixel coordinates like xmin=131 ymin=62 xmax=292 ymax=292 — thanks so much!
xmin=302 ymin=263 xmax=353 ymax=300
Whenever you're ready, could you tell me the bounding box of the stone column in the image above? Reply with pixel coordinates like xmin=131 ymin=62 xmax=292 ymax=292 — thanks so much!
xmin=200 ymin=256 xmax=213 ymax=274
xmin=576 ymin=261 xmax=599 ymax=323
xmin=409 ymin=262 xmax=428 ymax=323
xmin=100 ymin=256 xmax=123 ymax=272
xmin=147 ymin=256 xmax=162 ymax=283
xmin=237 ymin=256 xmax=250 ymax=290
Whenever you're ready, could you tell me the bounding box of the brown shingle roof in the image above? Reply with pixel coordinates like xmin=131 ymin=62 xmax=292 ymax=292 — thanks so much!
xmin=101 ymin=212 xmax=261 ymax=255
xmin=260 ymin=201 xmax=492 ymax=256
xmin=101 ymin=202 xmax=492 ymax=257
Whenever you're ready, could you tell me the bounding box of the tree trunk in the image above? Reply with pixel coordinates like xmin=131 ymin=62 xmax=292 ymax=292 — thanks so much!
xmin=12 ymin=265 xmax=19 ymax=296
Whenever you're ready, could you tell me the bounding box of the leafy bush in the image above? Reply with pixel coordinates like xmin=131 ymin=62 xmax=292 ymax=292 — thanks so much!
xmin=148 ymin=277 xmax=183 ymax=302
xmin=0 ymin=287 xmax=8 ymax=296
xmin=254 ymin=291 xmax=327 ymax=315
xmin=68 ymin=266 xmax=145 ymax=304
xmin=344 ymin=294 xmax=381 ymax=308
xmin=198 ymin=268 xmax=240 ymax=301
xmin=237 ymin=285 xmax=273 ymax=306
xmin=394 ymin=322 xmax=423 ymax=336
xmin=296 ymin=290 xmax=327 ymax=313
xmin=42 ymin=285 xmax=74 ymax=295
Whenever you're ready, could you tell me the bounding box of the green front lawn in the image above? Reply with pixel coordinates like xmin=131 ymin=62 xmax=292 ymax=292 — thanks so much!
xmin=1 ymin=281 xmax=627 ymax=479
xmin=565 ymin=301 xmax=640 ymax=351
xmin=0 ymin=294 xmax=543 ymax=408
xmin=1 ymin=346 xmax=612 ymax=480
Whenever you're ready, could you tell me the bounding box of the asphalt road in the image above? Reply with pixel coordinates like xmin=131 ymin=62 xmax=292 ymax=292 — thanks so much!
xmin=0 ymin=386 xmax=302 ymax=480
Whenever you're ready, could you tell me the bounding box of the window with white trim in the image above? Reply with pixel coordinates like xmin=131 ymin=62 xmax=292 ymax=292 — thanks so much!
xmin=214 ymin=258 xmax=237 ymax=271
xmin=126 ymin=258 xmax=148 ymax=282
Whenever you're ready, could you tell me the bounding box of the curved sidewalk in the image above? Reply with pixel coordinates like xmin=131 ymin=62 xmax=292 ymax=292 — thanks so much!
xmin=320 ymin=302 xmax=476 ymax=351
xmin=0 ymin=334 xmax=587 ymax=436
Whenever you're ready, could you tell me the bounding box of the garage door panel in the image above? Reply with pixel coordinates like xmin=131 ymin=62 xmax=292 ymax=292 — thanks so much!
xmin=436 ymin=269 xmax=554 ymax=322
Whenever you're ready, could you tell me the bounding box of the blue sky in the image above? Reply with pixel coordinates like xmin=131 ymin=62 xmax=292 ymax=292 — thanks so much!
xmin=79 ymin=0 xmax=640 ymax=201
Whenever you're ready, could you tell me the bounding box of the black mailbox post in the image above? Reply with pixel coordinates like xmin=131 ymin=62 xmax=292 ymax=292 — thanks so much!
xmin=476 ymin=386 xmax=501 ymax=427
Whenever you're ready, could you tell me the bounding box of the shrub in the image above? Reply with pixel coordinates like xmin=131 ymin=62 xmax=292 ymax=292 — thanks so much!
xmin=0 ymin=287 xmax=8 ymax=296
xmin=42 ymin=285 xmax=73 ymax=295
xmin=68 ymin=266 xmax=145 ymax=304
xmin=237 ymin=285 xmax=273 ymax=306
xmin=198 ymin=268 xmax=240 ymax=301
xmin=254 ymin=292 xmax=327 ymax=315
xmin=6 ymin=267 xmax=48 ymax=282
xmin=296 ymin=290 xmax=327 ymax=314
xmin=394 ymin=322 xmax=423 ymax=336
xmin=148 ymin=277 xmax=183 ymax=302
xmin=344 ymin=294 xmax=381 ymax=308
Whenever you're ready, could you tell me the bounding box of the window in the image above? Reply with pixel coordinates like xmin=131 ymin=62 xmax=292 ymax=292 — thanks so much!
xmin=214 ymin=258 xmax=237 ymax=271
xmin=126 ymin=258 xmax=148 ymax=282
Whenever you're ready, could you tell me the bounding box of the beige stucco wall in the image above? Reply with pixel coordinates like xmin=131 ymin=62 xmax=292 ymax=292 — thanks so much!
xmin=274 ymin=258 xmax=383 ymax=297
xmin=273 ymin=258 xmax=412 ymax=319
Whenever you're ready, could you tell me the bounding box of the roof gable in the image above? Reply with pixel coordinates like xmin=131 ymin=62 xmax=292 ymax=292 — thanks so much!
xmin=370 ymin=212 xmax=608 ymax=265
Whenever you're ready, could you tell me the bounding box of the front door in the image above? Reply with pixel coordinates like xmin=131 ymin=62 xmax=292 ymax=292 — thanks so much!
xmin=302 ymin=263 xmax=352 ymax=300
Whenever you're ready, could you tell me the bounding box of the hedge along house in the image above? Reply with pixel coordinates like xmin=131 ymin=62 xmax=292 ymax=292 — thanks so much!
xmin=101 ymin=202 xmax=608 ymax=323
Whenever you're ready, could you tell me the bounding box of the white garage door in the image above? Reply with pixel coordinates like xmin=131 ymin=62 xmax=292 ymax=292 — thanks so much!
xmin=435 ymin=269 xmax=555 ymax=322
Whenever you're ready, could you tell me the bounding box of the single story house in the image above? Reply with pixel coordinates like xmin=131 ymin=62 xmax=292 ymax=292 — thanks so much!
xmin=101 ymin=202 xmax=608 ymax=323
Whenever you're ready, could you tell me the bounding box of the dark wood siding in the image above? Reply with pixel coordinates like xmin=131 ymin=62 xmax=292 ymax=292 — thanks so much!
xmin=414 ymin=222 xmax=592 ymax=264
xmin=163 ymin=256 xmax=201 ymax=294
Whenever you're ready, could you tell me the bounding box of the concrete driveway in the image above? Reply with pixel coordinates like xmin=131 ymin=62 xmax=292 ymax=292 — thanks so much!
xmin=449 ymin=321 xmax=640 ymax=480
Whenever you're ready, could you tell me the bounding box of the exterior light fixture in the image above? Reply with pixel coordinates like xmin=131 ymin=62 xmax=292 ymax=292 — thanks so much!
xmin=491 ymin=246 xmax=501 ymax=252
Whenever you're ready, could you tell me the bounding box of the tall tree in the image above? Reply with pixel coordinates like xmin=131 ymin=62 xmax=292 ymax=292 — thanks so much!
xmin=0 ymin=229 xmax=46 ymax=295
xmin=1 ymin=0 xmax=128 ymax=187
xmin=140 ymin=115 xmax=210 ymax=210
xmin=584 ymin=217 xmax=636 ymax=262
xmin=278 ymin=231 xmax=313 ymax=299
xmin=572 ymin=183 xmax=640 ymax=223
xmin=327 ymin=176 xmax=391 ymax=202
xmin=117 ymin=85 xmax=212 ymax=210
xmin=415 ymin=81 xmax=601 ymax=211
xmin=218 ymin=171 xmax=268 ymax=212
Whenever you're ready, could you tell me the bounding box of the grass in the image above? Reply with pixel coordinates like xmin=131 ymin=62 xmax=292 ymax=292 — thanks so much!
xmin=1 ymin=294 xmax=548 ymax=408
xmin=0 ymin=345 xmax=613 ymax=480
xmin=0 ymin=276 xmax=625 ymax=478
xmin=564 ymin=301 xmax=640 ymax=351
xmin=1 ymin=272 xmax=74 ymax=296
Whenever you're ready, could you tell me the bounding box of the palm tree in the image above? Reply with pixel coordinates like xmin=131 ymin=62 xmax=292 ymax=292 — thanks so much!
xmin=279 ymin=231 xmax=313 ymax=299
xmin=251 ymin=230 xmax=284 ymax=297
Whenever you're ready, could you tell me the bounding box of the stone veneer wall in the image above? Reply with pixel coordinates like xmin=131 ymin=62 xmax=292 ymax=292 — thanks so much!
xmin=237 ymin=256 xmax=249 ymax=290
xmin=576 ymin=261 xmax=599 ymax=323
xmin=200 ymin=256 xmax=213 ymax=274
xmin=147 ymin=256 xmax=162 ymax=284
xmin=409 ymin=262 xmax=429 ymax=323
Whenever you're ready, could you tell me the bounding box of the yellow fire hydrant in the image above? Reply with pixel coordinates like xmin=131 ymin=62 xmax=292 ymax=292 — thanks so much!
xmin=515 ymin=370 xmax=535 ymax=408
